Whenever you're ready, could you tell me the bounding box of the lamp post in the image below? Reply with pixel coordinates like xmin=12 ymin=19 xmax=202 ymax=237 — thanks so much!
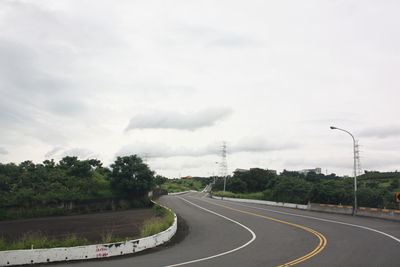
xmin=330 ymin=126 xmax=358 ymax=215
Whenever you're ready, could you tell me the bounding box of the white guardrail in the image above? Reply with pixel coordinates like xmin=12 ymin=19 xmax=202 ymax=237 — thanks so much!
xmin=212 ymin=196 xmax=308 ymax=210
xmin=0 ymin=203 xmax=177 ymax=267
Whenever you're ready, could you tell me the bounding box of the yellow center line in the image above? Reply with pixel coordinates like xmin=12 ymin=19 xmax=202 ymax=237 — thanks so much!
xmin=197 ymin=198 xmax=327 ymax=267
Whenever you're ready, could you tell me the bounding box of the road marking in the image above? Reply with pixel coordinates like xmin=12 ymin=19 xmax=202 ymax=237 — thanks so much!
xmin=165 ymin=197 xmax=256 ymax=267
xmin=196 ymin=198 xmax=327 ymax=267
xmin=218 ymin=200 xmax=400 ymax=244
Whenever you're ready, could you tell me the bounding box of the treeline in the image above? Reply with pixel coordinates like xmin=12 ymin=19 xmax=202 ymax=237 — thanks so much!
xmin=358 ymin=171 xmax=400 ymax=180
xmin=0 ymin=155 xmax=159 ymax=212
xmin=213 ymin=169 xmax=400 ymax=209
xmin=160 ymin=177 xmax=212 ymax=193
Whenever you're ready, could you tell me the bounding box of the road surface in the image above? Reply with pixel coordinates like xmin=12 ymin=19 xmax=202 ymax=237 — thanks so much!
xmin=49 ymin=191 xmax=400 ymax=266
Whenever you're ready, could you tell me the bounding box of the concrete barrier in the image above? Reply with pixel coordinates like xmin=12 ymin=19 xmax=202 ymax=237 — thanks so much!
xmin=168 ymin=190 xmax=198 ymax=196
xmin=308 ymin=203 xmax=353 ymax=215
xmin=212 ymin=196 xmax=400 ymax=222
xmin=212 ymin=196 xmax=308 ymax=210
xmin=309 ymin=203 xmax=400 ymax=221
xmin=0 ymin=204 xmax=177 ymax=267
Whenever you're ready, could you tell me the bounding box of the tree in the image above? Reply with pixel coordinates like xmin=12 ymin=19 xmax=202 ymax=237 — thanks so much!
xmin=389 ymin=179 xmax=400 ymax=190
xmin=232 ymin=168 xmax=276 ymax=192
xmin=110 ymin=155 xmax=154 ymax=197
xmin=58 ymin=156 xmax=79 ymax=169
xmin=227 ymin=177 xmax=247 ymax=193
xmin=272 ymin=176 xmax=312 ymax=204
xmin=154 ymin=175 xmax=168 ymax=188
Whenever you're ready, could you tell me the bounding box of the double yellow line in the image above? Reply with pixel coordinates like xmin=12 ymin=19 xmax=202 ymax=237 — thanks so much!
xmin=198 ymin=198 xmax=327 ymax=267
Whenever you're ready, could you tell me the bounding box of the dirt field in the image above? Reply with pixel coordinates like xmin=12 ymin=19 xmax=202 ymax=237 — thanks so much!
xmin=0 ymin=209 xmax=156 ymax=243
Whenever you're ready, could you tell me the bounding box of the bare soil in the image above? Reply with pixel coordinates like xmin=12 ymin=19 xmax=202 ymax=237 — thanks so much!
xmin=0 ymin=209 xmax=156 ymax=243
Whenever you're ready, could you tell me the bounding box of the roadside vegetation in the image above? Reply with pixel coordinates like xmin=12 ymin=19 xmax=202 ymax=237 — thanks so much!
xmin=160 ymin=177 xmax=211 ymax=193
xmin=0 ymin=155 xmax=178 ymax=251
xmin=0 ymin=233 xmax=91 ymax=251
xmin=140 ymin=203 xmax=175 ymax=238
xmin=0 ymin=155 xmax=159 ymax=220
xmin=212 ymin=169 xmax=400 ymax=209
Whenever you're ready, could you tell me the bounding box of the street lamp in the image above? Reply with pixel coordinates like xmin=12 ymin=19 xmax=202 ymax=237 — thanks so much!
xmin=330 ymin=126 xmax=358 ymax=215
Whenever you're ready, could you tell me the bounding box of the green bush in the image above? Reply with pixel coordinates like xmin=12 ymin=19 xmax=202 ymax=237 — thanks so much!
xmin=119 ymin=200 xmax=130 ymax=210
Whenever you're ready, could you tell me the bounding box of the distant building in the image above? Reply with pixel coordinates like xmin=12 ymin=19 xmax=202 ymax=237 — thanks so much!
xmin=182 ymin=176 xmax=193 ymax=179
xmin=234 ymin=168 xmax=249 ymax=173
xmin=297 ymin=168 xmax=322 ymax=175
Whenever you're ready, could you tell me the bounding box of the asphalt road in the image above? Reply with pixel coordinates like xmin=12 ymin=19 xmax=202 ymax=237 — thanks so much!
xmin=48 ymin=192 xmax=400 ymax=267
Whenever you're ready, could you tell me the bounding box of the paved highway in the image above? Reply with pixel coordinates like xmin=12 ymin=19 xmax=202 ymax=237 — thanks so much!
xmin=50 ymin=191 xmax=400 ymax=266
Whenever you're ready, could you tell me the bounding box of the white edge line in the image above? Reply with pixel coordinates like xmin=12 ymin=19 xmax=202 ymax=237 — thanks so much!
xmin=220 ymin=200 xmax=400 ymax=244
xmin=165 ymin=196 xmax=256 ymax=267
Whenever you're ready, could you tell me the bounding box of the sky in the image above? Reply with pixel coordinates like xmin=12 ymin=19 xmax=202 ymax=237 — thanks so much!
xmin=1 ymin=0 xmax=400 ymax=178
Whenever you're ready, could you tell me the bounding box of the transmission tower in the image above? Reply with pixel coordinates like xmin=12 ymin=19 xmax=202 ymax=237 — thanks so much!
xmin=355 ymin=140 xmax=363 ymax=176
xmin=219 ymin=142 xmax=228 ymax=177
xmin=219 ymin=141 xmax=228 ymax=195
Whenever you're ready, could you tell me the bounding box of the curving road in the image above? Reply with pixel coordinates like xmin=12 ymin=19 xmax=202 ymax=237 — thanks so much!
xmin=50 ymin=191 xmax=400 ymax=267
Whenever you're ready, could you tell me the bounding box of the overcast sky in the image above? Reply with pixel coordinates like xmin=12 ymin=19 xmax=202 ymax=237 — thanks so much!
xmin=1 ymin=0 xmax=400 ymax=178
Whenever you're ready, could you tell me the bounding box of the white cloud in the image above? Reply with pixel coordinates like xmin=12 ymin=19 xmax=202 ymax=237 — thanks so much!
xmin=125 ymin=108 xmax=233 ymax=131
xmin=117 ymin=137 xmax=297 ymax=160
xmin=43 ymin=147 xmax=98 ymax=160
xmin=358 ymin=126 xmax=400 ymax=139
xmin=0 ymin=147 xmax=8 ymax=155
xmin=116 ymin=142 xmax=217 ymax=158
xmin=60 ymin=148 xmax=98 ymax=160
xmin=231 ymin=136 xmax=298 ymax=153
xmin=44 ymin=147 xmax=64 ymax=158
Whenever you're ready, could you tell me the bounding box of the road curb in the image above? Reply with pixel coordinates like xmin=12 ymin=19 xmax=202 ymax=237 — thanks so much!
xmin=0 ymin=203 xmax=177 ymax=267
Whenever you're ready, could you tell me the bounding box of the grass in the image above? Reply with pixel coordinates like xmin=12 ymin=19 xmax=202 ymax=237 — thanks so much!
xmin=0 ymin=232 xmax=90 ymax=251
xmin=213 ymin=191 xmax=264 ymax=200
xmin=100 ymin=230 xmax=126 ymax=244
xmin=139 ymin=203 xmax=175 ymax=238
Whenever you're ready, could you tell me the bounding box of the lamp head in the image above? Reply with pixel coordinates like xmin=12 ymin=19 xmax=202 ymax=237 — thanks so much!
xmin=330 ymin=126 xmax=337 ymax=130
